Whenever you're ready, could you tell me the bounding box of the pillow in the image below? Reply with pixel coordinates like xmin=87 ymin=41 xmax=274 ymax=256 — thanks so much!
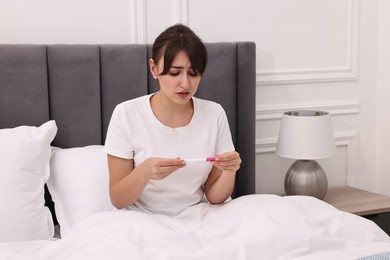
xmin=47 ymin=145 xmax=113 ymax=237
xmin=0 ymin=120 xmax=57 ymax=242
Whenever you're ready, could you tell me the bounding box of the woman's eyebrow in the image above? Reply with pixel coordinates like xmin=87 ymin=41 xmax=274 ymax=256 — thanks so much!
xmin=170 ymin=65 xmax=193 ymax=70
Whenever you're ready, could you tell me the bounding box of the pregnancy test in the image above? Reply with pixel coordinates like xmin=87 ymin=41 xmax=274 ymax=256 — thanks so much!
xmin=184 ymin=157 xmax=216 ymax=163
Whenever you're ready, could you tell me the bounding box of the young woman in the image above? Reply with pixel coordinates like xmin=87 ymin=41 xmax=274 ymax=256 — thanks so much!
xmin=104 ymin=24 xmax=241 ymax=216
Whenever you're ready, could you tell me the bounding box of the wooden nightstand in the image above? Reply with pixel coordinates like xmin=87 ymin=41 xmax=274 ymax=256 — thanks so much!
xmin=324 ymin=186 xmax=390 ymax=235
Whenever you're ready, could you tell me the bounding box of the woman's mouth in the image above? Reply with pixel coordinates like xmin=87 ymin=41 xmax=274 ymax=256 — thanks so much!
xmin=176 ymin=91 xmax=191 ymax=98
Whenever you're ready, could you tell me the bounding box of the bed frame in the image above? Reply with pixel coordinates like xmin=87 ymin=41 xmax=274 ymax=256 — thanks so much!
xmin=0 ymin=43 xmax=256 ymax=223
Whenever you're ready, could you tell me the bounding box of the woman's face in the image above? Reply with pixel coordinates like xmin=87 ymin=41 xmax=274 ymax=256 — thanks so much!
xmin=150 ymin=50 xmax=202 ymax=105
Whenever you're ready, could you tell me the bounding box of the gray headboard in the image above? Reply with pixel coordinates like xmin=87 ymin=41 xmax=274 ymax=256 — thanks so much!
xmin=0 ymin=42 xmax=256 ymax=221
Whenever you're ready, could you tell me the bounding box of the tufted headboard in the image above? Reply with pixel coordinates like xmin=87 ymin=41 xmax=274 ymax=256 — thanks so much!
xmin=0 ymin=43 xmax=256 ymax=222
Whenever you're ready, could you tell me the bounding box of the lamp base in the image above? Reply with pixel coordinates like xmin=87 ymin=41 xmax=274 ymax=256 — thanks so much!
xmin=284 ymin=160 xmax=328 ymax=200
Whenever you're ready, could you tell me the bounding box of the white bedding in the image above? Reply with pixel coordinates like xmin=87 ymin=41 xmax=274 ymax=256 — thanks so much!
xmin=1 ymin=195 xmax=390 ymax=260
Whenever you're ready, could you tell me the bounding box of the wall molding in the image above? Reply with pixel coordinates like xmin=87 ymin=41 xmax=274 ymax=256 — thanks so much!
xmin=256 ymin=99 xmax=360 ymax=121
xmin=256 ymin=130 xmax=358 ymax=154
xmin=257 ymin=0 xmax=359 ymax=85
xmin=130 ymin=0 xmax=147 ymax=44
xmin=172 ymin=0 xmax=189 ymax=25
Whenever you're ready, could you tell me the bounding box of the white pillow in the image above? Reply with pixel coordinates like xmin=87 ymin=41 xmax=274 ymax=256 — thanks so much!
xmin=47 ymin=145 xmax=113 ymax=237
xmin=0 ymin=120 xmax=57 ymax=242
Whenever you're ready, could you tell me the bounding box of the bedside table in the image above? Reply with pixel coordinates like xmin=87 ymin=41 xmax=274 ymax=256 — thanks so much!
xmin=324 ymin=186 xmax=390 ymax=235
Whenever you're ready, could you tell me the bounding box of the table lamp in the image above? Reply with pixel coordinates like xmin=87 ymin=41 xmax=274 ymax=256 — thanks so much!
xmin=276 ymin=110 xmax=337 ymax=199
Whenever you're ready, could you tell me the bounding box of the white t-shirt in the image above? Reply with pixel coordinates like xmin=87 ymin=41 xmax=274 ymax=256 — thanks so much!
xmin=105 ymin=94 xmax=235 ymax=216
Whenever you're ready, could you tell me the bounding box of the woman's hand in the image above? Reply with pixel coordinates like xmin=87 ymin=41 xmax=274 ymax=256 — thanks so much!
xmin=108 ymin=155 xmax=186 ymax=209
xmin=141 ymin=157 xmax=186 ymax=180
xmin=203 ymin=151 xmax=241 ymax=204
xmin=212 ymin=151 xmax=241 ymax=174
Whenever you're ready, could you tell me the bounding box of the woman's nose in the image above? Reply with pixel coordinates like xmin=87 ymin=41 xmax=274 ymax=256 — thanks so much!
xmin=180 ymin=74 xmax=190 ymax=88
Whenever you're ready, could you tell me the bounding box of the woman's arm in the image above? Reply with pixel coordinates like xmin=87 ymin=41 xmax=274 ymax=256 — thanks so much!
xmin=107 ymin=154 xmax=186 ymax=209
xmin=203 ymin=151 xmax=241 ymax=204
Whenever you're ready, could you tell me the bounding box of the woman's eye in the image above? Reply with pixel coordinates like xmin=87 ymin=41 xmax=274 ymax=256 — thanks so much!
xmin=169 ymin=71 xmax=180 ymax=76
xmin=168 ymin=70 xmax=198 ymax=77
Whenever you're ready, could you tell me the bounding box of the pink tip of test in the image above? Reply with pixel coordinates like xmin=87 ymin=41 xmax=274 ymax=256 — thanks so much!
xmin=206 ymin=157 xmax=216 ymax=162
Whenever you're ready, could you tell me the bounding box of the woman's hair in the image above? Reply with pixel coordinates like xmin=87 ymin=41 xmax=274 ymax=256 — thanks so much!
xmin=151 ymin=24 xmax=208 ymax=76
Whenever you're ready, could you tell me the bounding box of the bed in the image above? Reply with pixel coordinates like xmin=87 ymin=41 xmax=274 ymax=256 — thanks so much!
xmin=1 ymin=43 xmax=390 ymax=260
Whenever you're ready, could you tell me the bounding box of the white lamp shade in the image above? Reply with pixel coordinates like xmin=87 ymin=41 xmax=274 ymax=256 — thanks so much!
xmin=276 ymin=110 xmax=337 ymax=160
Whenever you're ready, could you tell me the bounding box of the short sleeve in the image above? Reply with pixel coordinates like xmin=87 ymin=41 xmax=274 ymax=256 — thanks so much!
xmin=104 ymin=105 xmax=134 ymax=159
xmin=215 ymin=105 xmax=235 ymax=155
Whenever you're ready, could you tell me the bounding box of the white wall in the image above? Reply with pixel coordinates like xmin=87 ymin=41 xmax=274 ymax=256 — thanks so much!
xmin=1 ymin=0 xmax=387 ymax=195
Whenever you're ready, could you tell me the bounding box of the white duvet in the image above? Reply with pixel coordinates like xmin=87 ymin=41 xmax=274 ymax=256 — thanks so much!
xmin=1 ymin=195 xmax=390 ymax=260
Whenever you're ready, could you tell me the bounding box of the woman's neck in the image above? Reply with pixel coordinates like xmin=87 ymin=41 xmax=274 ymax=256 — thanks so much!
xmin=150 ymin=92 xmax=194 ymax=128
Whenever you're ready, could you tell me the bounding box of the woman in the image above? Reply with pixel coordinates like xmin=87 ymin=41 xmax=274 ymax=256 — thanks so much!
xmin=105 ymin=24 xmax=241 ymax=216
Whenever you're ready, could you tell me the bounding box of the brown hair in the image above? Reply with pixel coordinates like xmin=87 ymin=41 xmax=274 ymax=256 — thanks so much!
xmin=151 ymin=24 xmax=208 ymax=76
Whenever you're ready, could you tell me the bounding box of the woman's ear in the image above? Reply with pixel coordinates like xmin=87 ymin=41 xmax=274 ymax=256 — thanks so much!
xmin=149 ymin=59 xmax=158 ymax=79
